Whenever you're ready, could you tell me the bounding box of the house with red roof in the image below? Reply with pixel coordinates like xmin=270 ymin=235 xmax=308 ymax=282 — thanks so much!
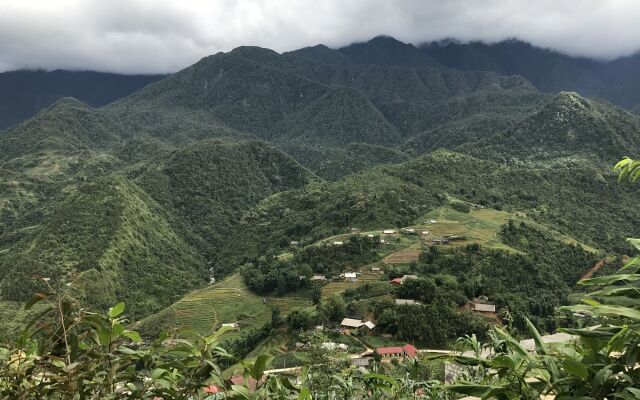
xmin=375 ymin=344 xmax=418 ymax=359
xmin=390 ymin=277 xmax=403 ymax=286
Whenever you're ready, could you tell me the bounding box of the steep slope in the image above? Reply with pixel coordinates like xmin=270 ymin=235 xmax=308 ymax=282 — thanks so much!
xmin=0 ymin=176 xmax=206 ymax=319
xmin=132 ymin=140 xmax=314 ymax=262
xmin=465 ymin=92 xmax=640 ymax=162
xmin=0 ymin=98 xmax=127 ymax=249
xmin=422 ymin=39 xmax=640 ymax=111
xmin=0 ymin=69 xmax=164 ymax=130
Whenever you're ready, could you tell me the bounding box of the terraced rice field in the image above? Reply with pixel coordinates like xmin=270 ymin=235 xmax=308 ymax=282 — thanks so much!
xmin=172 ymin=274 xmax=311 ymax=337
xmin=384 ymin=249 xmax=422 ymax=264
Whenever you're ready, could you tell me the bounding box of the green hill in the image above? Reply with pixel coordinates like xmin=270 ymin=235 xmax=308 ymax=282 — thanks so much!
xmin=0 ymin=97 xmax=124 ymax=163
xmin=218 ymin=150 xmax=639 ymax=266
xmin=133 ymin=140 xmax=315 ymax=261
xmin=465 ymin=92 xmax=640 ymax=162
xmin=0 ymin=176 xmax=206 ymax=319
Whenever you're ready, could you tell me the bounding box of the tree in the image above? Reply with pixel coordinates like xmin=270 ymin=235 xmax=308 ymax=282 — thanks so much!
xmin=311 ymin=283 xmax=322 ymax=305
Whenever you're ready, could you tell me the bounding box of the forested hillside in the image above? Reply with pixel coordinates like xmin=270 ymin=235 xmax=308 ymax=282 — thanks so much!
xmin=1 ymin=36 xmax=640 ymax=353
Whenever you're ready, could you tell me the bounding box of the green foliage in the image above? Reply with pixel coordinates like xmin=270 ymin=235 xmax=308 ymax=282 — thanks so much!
xmin=241 ymin=258 xmax=303 ymax=296
xmin=0 ymin=176 xmax=206 ymax=319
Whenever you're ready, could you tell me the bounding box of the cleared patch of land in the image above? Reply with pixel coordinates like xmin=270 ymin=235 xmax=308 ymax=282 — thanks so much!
xmin=384 ymin=249 xmax=422 ymax=264
xmin=171 ymin=274 xmax=311 ymax=337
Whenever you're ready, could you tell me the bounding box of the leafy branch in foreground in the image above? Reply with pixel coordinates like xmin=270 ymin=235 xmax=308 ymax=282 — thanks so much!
xmin=614 ymin=157 xmax=640 ymax=183
xmin=0 ymin=276 xmax=256 ymax=399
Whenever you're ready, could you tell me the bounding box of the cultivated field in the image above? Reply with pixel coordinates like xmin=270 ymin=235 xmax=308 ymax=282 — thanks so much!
xmin=384 ymin=249 xmax=422 ymax=264
xmin=172 ymin=274 xmax=311 ymax=337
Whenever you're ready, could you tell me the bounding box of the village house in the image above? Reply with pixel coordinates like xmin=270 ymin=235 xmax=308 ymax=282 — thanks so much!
xmin=371 ymin=267 xmax=381 ymax=272
xmin=311 ymin=275 xmax=327 ymax=282
xmin=520 ymin=332 xmax=576 ymax=352
xmin=401 ymin=274 xmax=418 ymax=283
xmin=363 ymin=321 xmax=376 ymax=330
xmin=375 ymin=344 xmax=418 ymax=359
xmin=395 ymin=299 xmax=420 ymax=305
xmin=402 ymin=228 xmax=416 ymax=234
xmin=471 ymin=303 xmax=496 ymax=313
xmin=340 ymin=318 xmax=376 ymax=333
xmin=340 ymin=317 xmax=364 ymax=329
xmin=290 ymin=241 xmax=299 ymax=246
xmin=221 ymin=322 xmax=240 ymax=330
xmin=351 ymin=357 xmax=370 ymax=367
xmin=390 ymin=277 xmax=403 ymax=286
xmin=421 ymin=230 xmax=429 ymax=235
xmin=383 ymin=229 xmax=396 ymax=234
xmin=367 ymin=234 xmax=375 ymax=239
xmin=343 ymin=272 xmax=357 ymax=282
xmin=333 ymin=241 xmax=344 ymax=246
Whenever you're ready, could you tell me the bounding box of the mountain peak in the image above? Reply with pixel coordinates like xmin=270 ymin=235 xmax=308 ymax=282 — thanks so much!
xmin=339 ymin=36 xmax=441 ymax=67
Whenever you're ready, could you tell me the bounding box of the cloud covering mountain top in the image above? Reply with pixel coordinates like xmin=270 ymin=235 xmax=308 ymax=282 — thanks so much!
xmin=2 ymin=0 xmax=640 ymax=74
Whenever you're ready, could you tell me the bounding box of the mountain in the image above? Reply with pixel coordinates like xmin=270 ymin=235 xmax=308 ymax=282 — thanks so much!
xmin=464 ymin=91 xmax=640 ymax=162
xmin=338 ymin=36 xmax=441 ymax=67
xmin=106 ymin=42 xmax=548 ymax=178
xmin=422 ymin=39 xmax=640 ymax=112
xmin=0 ymin=69 xmax=164 ymax=130
xmin=2 ymin=36 xmax=640 ymax=342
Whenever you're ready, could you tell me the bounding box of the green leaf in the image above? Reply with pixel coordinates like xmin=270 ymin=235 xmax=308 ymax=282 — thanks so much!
xmin=562 ymin=357 xmax=587 ymax=380
xmin=108 ymin=302 xmax=125 ymax=318
xmin=117 ymin=347 xmax=140 ymax=355
xmin=250 ymin=354 xmax=270 ymax=380
xmin=122 ymin=330 xmax=142 ymax=343
xmin=567 ymin=304 xmax=640 ymax=321
xmin=111 ymin=323 xmax=125 ymax=340
xmin=151 ymin=368 xmax=168 ymax=379
xmin=297 ymin=387 xmax=312 ymax=400
xmin=526 ymin=317 xmax=548 ymax=355
xmin=230 ymin=384 xmax=251 ymax=399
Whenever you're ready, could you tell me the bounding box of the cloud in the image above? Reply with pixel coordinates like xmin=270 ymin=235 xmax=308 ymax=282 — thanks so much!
xmin=1 ymin=0 xmax=640 ymax=74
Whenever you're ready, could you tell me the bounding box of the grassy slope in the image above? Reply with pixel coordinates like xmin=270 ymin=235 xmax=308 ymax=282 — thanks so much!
xmin=136 ymin=274 xmax=311 ymax=338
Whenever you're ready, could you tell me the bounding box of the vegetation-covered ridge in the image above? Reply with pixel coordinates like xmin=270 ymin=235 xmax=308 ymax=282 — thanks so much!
xmin=0 ymin=175 xmax=206 ymax=320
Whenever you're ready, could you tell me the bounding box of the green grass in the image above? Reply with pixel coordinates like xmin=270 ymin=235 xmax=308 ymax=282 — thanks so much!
xmin=417 ymin=205 xmax=599 ymax=253
xmin=160 ymin=274 xmax=312 ymax=337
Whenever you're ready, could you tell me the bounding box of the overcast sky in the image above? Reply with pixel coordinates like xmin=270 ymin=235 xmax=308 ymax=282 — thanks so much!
xmin=2 ymin=0 xmax=640 ymax=74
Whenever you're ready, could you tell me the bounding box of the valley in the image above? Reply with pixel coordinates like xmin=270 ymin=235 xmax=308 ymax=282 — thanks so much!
xmin=0 ymin=33 xmax=639 ymax=398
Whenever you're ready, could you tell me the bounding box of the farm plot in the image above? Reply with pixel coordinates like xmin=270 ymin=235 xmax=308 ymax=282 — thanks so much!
xmin=383 ymin=249 xmax=422 ymax=264
xmin=321 ymin=270 xmax=382 ymax=298
xmin=171 ymin=274 xmax=311 ymax=337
